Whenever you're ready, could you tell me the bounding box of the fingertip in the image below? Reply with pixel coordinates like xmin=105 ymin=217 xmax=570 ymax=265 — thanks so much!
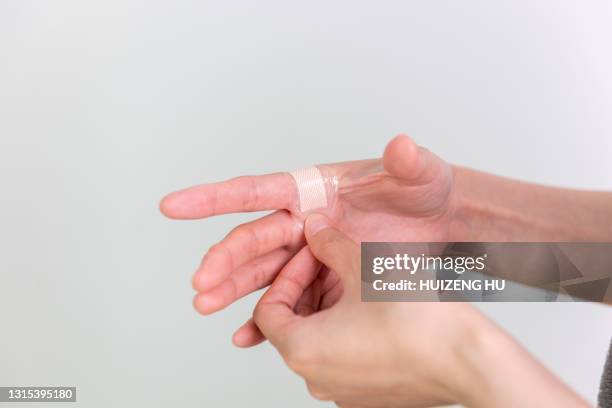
xmin=159 ymin=186 xmax=215 ymax=220
xmin=191 ymin=273 xmax=223 ymax=295
xmin=191 ymin=272 xmax=207 ymax=292
xmin=231 ymin=332 xmax=250 ymax=348
xmin=193 ymin=293 xmax=221 ymax=315
xmin=304 ymin=213 xmax=331 ymax=240
xmin=159 ymin=193 xmax=177 ymax=218
xmin=382 ymin=133 xmax=421 ymax=179
xmin=232 ymin=319 xmax=266 ymax=348
xmin=192 ymin=248 xmax=231 ymax=292
xmin=160 ymin=190 xmax=196 ymax=219
xmin=192 ymin=259 xmax=219 ymax=292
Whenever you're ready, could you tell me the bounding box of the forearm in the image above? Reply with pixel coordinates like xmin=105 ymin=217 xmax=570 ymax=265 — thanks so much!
xmin=451 ymin=314 xmax=592 ymax=408
xmin=450 ymin=166 xmax=612 ymax=241
xmin=445 ymin=168 xmax=606 ymax=406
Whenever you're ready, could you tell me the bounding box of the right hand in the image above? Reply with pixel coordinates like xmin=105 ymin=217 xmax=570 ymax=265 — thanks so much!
xmin=253 ymin=213 xmax=471 ymax=407
xmin=252 ymin=214 xmax=592 ymax=408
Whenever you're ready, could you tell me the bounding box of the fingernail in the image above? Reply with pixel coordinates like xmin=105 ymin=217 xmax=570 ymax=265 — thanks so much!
xmin=305 ymin=213 xmax=329 ymax=235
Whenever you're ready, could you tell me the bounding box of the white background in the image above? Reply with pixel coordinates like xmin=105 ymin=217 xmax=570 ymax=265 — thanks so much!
xmin=1 ymin=1 xmax=611 ymax=406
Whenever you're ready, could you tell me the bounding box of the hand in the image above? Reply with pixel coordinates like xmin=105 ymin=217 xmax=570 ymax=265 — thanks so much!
xmin=253 ymin=214 xmax=592 ymax=408
xmin=160 ymin=135 xmax=457 ymax=344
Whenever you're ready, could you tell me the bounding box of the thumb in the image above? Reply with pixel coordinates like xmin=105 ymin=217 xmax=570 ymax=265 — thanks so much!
xmin=382 ymin=134 xmax=439 ymax=183
xmin=304 ymin=214 xmax=360 ymax=290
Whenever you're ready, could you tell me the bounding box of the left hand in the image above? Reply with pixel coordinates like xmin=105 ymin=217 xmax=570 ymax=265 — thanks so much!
xmin=160 ymin=135 xmax=457 ymax=346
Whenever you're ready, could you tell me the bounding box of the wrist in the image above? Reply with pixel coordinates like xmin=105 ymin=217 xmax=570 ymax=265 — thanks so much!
xmin=448 ymin=166 xmax=582 ymax=241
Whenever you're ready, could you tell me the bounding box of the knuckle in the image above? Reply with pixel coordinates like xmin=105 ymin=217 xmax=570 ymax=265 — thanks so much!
xmin=251 ymin=260 xmax=267 ymax=289
xmin=205 ymin=243 xmax=232 ymax=269
xmin=228 ymin=224 xmax=260 ymax=258
xmin=232 ymin=175 xmax=251 ymax=187
xmin=208 ymin=242 xmax=224 ymax=255
xmin=284 ymin=343 xmax=314 ymax=375
xmin=227 ymin=225 xmax=252 ymax=243
xmin=242 ymin=177 xmax=259 ymax=211
xmin=306 ymin=384 xmax=330 ymax=401
xmin=206 ymin=243 xmax=225 ymax=260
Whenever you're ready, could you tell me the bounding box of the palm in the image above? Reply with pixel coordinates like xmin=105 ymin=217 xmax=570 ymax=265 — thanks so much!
xmin=329 ymin=158 xmax=454 ymax=243
xmin=161 ymin=135 xmax=455 ymax=346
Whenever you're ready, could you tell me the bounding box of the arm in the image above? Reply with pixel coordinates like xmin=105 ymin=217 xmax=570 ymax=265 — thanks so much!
xmin=160 ymin=134 xmax=612 ymax=335
xmin=451 ymin=166 xmax=612 ymax=241
xmin=458 ymin=315 xmax=591 ymax=408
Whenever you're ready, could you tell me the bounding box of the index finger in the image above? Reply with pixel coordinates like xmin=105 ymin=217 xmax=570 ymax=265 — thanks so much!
xmin=160 ymin=173 xmax=297 ymax=219
xmin=253 ymin=245 xmax=320 ymax=350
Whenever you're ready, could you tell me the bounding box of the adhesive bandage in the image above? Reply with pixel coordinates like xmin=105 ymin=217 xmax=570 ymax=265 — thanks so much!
xmin=288 ymin=160 xmax=384 ymax=216
xmin=289 ymin=166 xmax=333 ymax=213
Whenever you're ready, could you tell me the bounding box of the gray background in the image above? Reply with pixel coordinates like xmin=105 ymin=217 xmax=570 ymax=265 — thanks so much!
xmin=1 ymin=1 xmax=611 ymax=407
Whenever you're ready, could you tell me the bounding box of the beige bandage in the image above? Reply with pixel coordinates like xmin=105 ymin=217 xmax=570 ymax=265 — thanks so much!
xmin=289 ymin=166 xmax=328 ymax=213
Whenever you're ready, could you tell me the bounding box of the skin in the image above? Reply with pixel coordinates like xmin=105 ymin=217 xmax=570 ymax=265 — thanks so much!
xmin=160 ymin=134 xmax=612 ymax=406
xmin=253 ymin=214 xmax=592 ymax=408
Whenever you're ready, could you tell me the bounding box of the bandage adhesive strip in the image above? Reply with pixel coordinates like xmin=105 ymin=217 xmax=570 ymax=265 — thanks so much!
xmin=289 ymin=166 xmax=328 ymax=213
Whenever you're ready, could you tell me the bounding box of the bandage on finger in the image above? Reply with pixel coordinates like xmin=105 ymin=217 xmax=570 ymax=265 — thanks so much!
xmin=288 ymin=166 xmax=338 ymax=216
